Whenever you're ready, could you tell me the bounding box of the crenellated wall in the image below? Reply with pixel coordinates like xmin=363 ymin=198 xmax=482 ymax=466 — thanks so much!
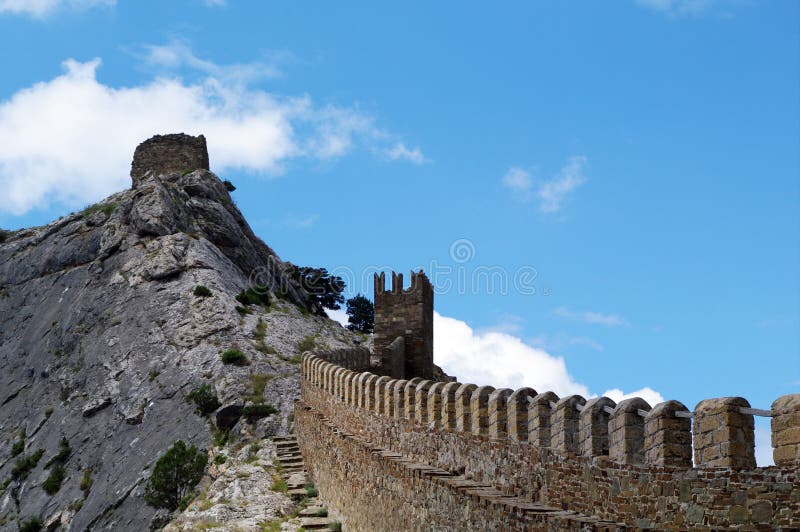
xmin=295 ymin=351 xmax=800 ymax=530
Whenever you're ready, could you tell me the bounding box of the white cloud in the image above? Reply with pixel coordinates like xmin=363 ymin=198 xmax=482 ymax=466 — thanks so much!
xmin=282 ymin=214 xmax=319 ymax=229
xmin=326 ymin=308 xmax=349 ymax=328
xmin=602 ymin=387 xmax=665 ymax=407
xmin=537 ymin=155 xmax=587 ymax=213
xmin=0 ymin=52 xmax=410 ymax=215
xmin=501 ymin=167 xmax=533 ymax=200
xmin=635 ymin=0 xmax=715 ymax=16
xmin=502 ymin=156 xmax=586 ymax=213
xmin=385 ymin=142 xmax=426 ymax=164
xmin=435 ymin=311 xmax=589 ymax=396
xmin=140 ymin=40 xmax=286 ymax=83
xmin=554 ymin=306 xmax=629 ymax=327
xmin=754 ymin=420 xmax=775 ymax=467
xmin=0 ymin=0 xmax=114 ymax=17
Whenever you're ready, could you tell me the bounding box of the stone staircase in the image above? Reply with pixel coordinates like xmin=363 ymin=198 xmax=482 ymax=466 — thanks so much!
xmin=273 ymin=435 xmax=341 ymax=531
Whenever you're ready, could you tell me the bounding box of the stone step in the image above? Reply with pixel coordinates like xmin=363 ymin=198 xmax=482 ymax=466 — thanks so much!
xmin=287 ymin=488 xmax=309 ymax=498
xmin=277 ymin=451 xmax=302 ymax=458
xmin=299 ymin=517 xmax=333 ymax=529
xmin=298 ymin=506 xmax=327 ymax=517
xmin=279 ymin=459 xmax=304 ymax=466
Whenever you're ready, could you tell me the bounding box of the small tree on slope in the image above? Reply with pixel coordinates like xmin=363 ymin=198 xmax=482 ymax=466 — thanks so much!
xmin=144 ymin=440 xmax=207 ymax=511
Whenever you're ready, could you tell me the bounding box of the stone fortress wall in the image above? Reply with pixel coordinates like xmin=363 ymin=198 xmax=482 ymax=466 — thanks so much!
xmin=296 ymin=349 xmax=800 ymax=530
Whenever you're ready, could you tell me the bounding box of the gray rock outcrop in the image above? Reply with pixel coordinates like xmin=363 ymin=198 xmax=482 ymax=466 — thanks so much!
xmin=0 ymin=134 xmax=359 ymax=530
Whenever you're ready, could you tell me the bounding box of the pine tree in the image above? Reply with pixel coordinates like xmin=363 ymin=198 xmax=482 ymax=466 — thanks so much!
xmin=144 ymin=440 xmax=207 ymax=511
xmin=346 ymin=294 xmax=374 ymax=333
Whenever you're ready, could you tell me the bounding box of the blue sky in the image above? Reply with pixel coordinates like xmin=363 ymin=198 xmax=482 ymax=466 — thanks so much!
xmin=0 ymin=0 xmax=797 ymax=463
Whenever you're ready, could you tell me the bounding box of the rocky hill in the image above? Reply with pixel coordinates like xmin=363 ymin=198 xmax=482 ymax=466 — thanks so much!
xmin=0 ymin=134 xmax=360 ymax=530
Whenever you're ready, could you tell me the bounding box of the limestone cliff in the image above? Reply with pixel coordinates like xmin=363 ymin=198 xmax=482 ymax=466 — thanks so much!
xmin=0 ymin=134 xmax=359 ymax=530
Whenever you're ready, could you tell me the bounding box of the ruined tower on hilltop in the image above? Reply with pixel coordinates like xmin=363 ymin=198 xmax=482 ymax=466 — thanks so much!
xmin=373 ymin=271 xmax=434 ymax=380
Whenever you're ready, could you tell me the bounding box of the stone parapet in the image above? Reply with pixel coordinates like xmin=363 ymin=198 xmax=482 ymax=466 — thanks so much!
xmin=298 ymin=353 xmax=800 ymax=529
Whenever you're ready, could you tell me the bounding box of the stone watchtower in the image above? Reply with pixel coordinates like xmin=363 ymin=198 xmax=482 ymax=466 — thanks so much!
xmin=130 ymin=133 xmax=209 ymax=187
xmin=373 ymin=271 xmax=434 ymax=380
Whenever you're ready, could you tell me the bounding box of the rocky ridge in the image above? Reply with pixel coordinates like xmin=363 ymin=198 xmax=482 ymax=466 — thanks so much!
xmin=0 ymin=134 xmax=360 ymax=530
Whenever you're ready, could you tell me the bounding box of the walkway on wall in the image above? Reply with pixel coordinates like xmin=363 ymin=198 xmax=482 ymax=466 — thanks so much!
xmin=297 ymin=403 xmax=627 ymax=531
xmin=274 ymin=435 xmax=341 ymax=531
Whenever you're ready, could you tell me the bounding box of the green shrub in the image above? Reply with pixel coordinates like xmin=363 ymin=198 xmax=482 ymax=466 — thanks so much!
xmin=18 ymin=517 xmax=43 ymax=532
xmin=193 ymin=285 xmax=212 ymax=298
xmin=329 ymin=521 xmax=342 ymax=532
xmin=80 ymin=469 xmax=93 ymax=495
xmin=305 ymin=484 xmax=318 ymax=498
xmin=314 ymin=508 xmax=329 ymax=517
xmin=270 ymin=477 xmax=288 ymax=492
xmin=235 ymin=285 xmax=271 ymax=307
xmin=212 ymin=427 xmax=230 ymax=447
xmin=223 ymin=180 xmax=236 ymax=192
xmin=144 ymin=440 xmax=208 ymax=511
xmin=42 ymin=464 xmax=65 ymax=495
xmin=81 ymin=202 xmax=116 ymax=217
xmin=186 ymin=385 xmax=221 ymax=416
xmin=44 ymin=437 xmax=70 ymax=468
xmin=247 ymin=373 xmax=274 ymax=403
xmin=11 ymin=430 xmax=24 ymax=457
xmin=220 ymin=349 xmax=248 ymax=365
xmin=297 ymin=335 xmax=316 ymax=353
xmin=213 ymin=454 xmax=227 ymax=465
xmin=242 ymin=404 xmax=278 ymax=421
xmin=11 ymin=449 xmax=44 ymax=480
xmin=278 ymin=354 xmax=302 ymax=365
xmin=235 ymin=305 xmax=252 ymax=316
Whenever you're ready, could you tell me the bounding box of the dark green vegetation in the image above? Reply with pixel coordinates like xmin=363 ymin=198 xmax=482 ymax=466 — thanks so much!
xmin=42 ymin=465 xmax=66 ymax=495
xmin=346 ymin=294 xmax=374 ymax=333
xmin=186 ymin=385 xmax=221 ymax=415
xmin=220 ymin=349 xmax=248 ymax=365
xmin=0 ymin=229 xmax=9 ymax=244
xmin=286 ymin=266 xmax=345 ymax=312
xmin=235 ymin=285 xmax=271 ymax=307
xmin=12 ymin=449 xmax=44 ymax=480
xmin=80 ymin=468 xmax=93 ymax=495
xmin=10 ymin=430 xmax=24 ymax=457
xmin=18 ymin=517 xmax=44 ymax=532
xmin=235 ymin=305 xmax=252 ymax=316
xmin=305 ymin=484 xmax=318 ymax=498
xmin=213 ymin=454 xmax=227 ymax=465
xmin=44 ymin=437 xmax=71 ymax=469
xmin=144 ymin=440 xmax=208 ymax=511
xmin=223 ymin=179 xmax=236 ymax=192
xmin=242 ymin=404 xmax=278 ymax=421
xmin=193 ymin=285 xmax=212 ymax=297
xmin=247 ymin=373 xmax=274 ymax=403
xmin=81 ymin=202 xmax=116 ymax=217
xmin=297 ymin=335 xmax=316 ymax=353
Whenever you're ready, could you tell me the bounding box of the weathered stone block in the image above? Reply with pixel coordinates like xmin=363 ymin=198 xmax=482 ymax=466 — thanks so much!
xmin=440 ymin=382 xmax=462 ymax=431
xmin=470 ymin=386 xmax=496 ymax=437
xmin=579 ymin=396 xmax=616 ymax=457
xmin=609 ymin=397 xmax=650 ymax=465
xmin=772 ymin=394 xmax=800 ymax=467
xmin=694 ymin=397 xmax=755 ymax=469
xmin=413 ymin=380 xmax=433 ymax=424
xmin=487 ymin=388 xmax=513 ymax=440
xmin=506 ymin=387 xmax=537 ymax=442
xmin=551 ymin=395 xmax=585 ymax=455
xmin=644 ymin=400 xmax=691 ymax=468
xmin=529 ymin=391 xmax=559 ymax=447
xmin=455 ymin=383 xmax=478 ymax=433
